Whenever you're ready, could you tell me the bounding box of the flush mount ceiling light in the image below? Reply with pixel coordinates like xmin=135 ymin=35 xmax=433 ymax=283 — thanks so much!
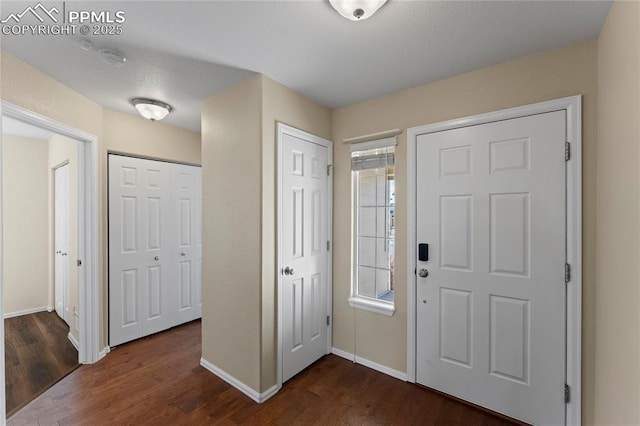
xmin=329 ymin=0 xmax=387 ymax=21
xmin=130 ymin=98 xmax=173 ymax=121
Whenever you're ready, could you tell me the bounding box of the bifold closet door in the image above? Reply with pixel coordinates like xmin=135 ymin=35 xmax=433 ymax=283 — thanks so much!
xmin=173 ymin=164 xmax=202 ymax=324
xmin=109 ymin=155 xmax=202 ymax=347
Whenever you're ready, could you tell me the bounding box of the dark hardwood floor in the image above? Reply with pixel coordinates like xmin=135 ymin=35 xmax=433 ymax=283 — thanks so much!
xmin=5 ymin=311 xmax=79 ymax=418
xmin=9 ymin=320 xmax=517 ymax=425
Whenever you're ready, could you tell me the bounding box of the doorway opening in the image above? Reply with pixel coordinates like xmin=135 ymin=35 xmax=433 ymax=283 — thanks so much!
xmin=0 ymin=101 xmax=100 ymax=419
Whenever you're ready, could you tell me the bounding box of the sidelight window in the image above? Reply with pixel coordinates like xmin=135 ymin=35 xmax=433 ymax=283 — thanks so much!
xmin=349 ymin=138 xmax=396 ymax=316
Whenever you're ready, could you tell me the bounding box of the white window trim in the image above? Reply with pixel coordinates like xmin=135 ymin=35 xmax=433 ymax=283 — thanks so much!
xmin=350 ymin=136 xmax=397 ymax=316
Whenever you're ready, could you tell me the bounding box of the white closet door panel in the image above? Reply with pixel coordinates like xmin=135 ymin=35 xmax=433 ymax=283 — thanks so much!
xmin=173 ymin=164 xmax=202 ymax=323
xmin=109 ymin=155 xmax=173 ymax=345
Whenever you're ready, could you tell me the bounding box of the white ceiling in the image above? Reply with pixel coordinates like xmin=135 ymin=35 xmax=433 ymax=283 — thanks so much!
xmin=0 ymin=1 xmax=611 ymax=132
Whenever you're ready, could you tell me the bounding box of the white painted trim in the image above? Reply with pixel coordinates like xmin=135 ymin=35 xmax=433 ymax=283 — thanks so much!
xmin=331 ymin=348 xmax=407 ymax=382
xmin=343 ymin=128 xmax=402 ymax=145
xmin=348 ymin=297 xmax=395 ymax=316
xmin=347 ymin=136 xmax=397 ymax=152
xmin=3 ymin=306 xmax=51 ymax=319
xmin=1 ymin=101 xmax=101 ymax=371
xmin=406 ymin=95 xmax=582 ymax=426
xmin=200 ymin=358 xmax=277 ymax=403
xmin=67 ymin=332 xmax=80 ymax=351
xmin=406 ymin=124 xmax=417 ymax=382
xmin=98 ymin=346 xmax=111 ymax=361
xmin=0 ymin=110 xmax=5 ymax=422
xmin=331 ymin=347 xmax=354 ymax=361
xmin=276 ymin=123 xmax=334 ymax=392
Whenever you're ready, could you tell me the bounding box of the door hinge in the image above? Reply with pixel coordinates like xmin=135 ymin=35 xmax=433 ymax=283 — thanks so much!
xmin=327 ymin=164 xmax=333 ymax=176
xmin=565 ymin=263 xmax=571 ymax=283
xmin=326 ymin=315 xmax=330 ymax=326
xmin=327 ymin=240 xmax=331 ymax=251
xmin=565 ymin=384 xmax=571 ymax=403
xmin=565 ymin=142 xmax=571 ymax=161
xmin=77 ymin=259 xmax=82 ymax=267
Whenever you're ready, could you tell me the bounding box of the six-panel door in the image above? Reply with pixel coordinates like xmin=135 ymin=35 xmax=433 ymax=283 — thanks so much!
xmin=416 ymin=111 xmax=567 ymax=425
xmin=281 ymin=132 xmax=330 ymax=383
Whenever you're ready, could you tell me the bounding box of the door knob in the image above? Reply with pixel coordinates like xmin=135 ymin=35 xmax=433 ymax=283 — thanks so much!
xmin=154 ymin=256 xmax=159 ymax=261
xmin=418 ymin=268 xmax=429 ymax=278
xmin=283 ymin=266 xmax=295 ymax=276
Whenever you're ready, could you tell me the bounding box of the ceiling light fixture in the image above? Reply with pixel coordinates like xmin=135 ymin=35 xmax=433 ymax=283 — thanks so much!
xmin=329 ymin=0 xmax=387 ymax=21
xmin=130 ymin=98 xmax=173 ymax=122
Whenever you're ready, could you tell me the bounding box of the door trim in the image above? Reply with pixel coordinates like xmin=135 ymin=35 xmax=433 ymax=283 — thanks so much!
xmin=1 ymin=101 xmax=101 ymax=370
xmin=276 ymin=122 xmax=333 ymax=391
xmin=406 ymin=96 xmax=582 ymax=426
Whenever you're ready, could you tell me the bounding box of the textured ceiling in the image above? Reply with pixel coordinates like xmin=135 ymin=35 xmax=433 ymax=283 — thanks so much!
xmin=0 ymin=1 xmax=612 ymax=132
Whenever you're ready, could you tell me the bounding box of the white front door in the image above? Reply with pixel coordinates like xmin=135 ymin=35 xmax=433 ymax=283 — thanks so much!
xmin=109 ymin=155 xmax=173 ymax=345
xmin=173 ymin=163 xmax=203 ymax=324
xmin=280 ymin=125 xmax=331 ymax=383
xmin=54 ymin=163 xmax=70 ymax=325
xmin=416 ymin=111 xmax=566 ymax=424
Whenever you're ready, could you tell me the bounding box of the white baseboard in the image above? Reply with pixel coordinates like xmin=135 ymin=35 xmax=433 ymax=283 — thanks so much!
xmin=48 ymin=306 xmax=54 ymax=312
xmin=331 ymin=347 xmax=408 ymax=382
xmin=4 ymin=306 xmax=50 ymax=319
xmin=200 ymin=357 xmax=279 ymax=403
xmin=331 ymin=347 xmax=354 ymax=361
xmin=98 ymin=346 xmax=111 ymax=361
xmin=67 ymin=332 xmax=80 ymax=351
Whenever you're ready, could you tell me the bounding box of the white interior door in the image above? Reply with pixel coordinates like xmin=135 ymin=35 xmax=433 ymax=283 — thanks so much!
xmin=109 ymin=155 xmax=173 ymax=346
xmin=281 ymin=127 xmax=330 ymax=383
xmin=54 ymin=163 xmax=70 ymax=326
xmin=416 ymin=111 xmax=566 ymax=425
xmin=173 ymin=163 xmax=202 ymax=324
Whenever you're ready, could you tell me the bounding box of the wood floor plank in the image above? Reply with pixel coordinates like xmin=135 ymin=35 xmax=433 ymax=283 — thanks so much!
xmin=4 ymin=311 xmax=79 ymax=417
xmin=10 ymin=320 xmax=521 ymax=425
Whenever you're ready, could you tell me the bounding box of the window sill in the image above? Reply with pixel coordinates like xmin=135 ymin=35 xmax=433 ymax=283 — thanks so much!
xmin=348 ymin=297 xmax=395 ymax=317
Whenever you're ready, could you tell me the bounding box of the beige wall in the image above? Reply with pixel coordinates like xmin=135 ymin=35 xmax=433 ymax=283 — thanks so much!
xmin=331 ymin=40 xmax=599 ymax=422
xmin=201 ymin=75 xmax=263 ymax=391
xmin=201 ymin=75 xmax=331 ymax=393
xmin=595 ymin=2 xmax=640 ymax=425
xmin=2 ymin=135 xmax=49 ymax=314
xmin=103 ymin=109 xmax=201 ymax=165
xmin=2 ymin=50 xmax=202 ymax=352
xmin=49 ymin=134 xmax=79 ymax=340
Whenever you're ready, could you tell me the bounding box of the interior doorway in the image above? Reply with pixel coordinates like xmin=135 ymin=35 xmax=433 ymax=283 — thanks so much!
xmin=1 ymin=116 xmax=82 ymax=416
xmin=0 ymin=101 xmax=100 ymax=419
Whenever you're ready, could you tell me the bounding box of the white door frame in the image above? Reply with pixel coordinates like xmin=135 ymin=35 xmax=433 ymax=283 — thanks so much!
xmin=276 ymin=122 xmax=333 ymax=391
xmin=406 ymin=96 xmax=582 ymax=425
xmin=1 ymin=103 xmax=101 ymax=368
